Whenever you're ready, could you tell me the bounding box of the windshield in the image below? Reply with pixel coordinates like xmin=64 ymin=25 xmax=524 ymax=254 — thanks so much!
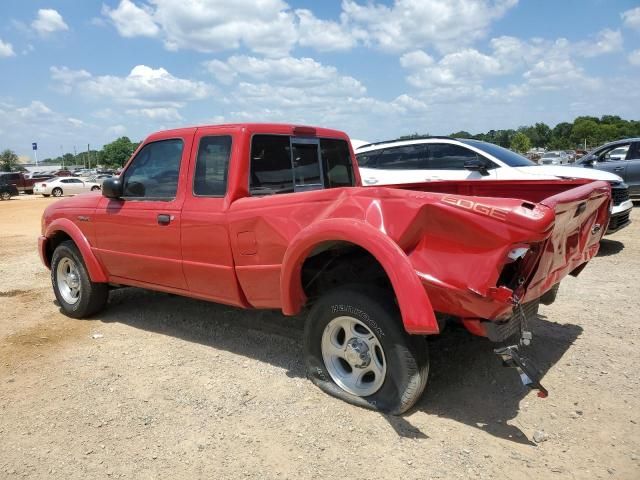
xmin=458 ymin=139 xmax=535 ymax=167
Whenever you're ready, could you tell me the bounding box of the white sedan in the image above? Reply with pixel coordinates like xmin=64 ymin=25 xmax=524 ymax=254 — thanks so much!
xmin=34 ymin=177 xmax=102 ymax=197
xmin=353 ymin=137 xmax=633 ymax=234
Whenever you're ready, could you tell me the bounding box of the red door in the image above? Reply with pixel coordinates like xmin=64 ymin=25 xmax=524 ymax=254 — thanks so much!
xmin=179 ymin=127 xmax=248 ymax=307
xmin=93 ymin=134 xmax=193 ymax=290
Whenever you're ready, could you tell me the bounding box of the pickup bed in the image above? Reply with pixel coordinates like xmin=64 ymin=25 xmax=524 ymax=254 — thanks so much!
xmin=39 ymin=123 xmax=611 ymax=414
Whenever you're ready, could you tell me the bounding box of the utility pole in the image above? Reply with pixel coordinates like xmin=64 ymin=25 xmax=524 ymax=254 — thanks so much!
xmin=60 ymin=145 xmax=64 ymax=168
xmin=87 ymin=144 xmax=90 ymax=170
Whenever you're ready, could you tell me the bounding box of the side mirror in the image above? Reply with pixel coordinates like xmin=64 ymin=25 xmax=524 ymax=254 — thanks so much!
xmin=102 ymin=177 xmax=123 ymax=199
xmin=464 ymin=159 xmax=490 ymax=176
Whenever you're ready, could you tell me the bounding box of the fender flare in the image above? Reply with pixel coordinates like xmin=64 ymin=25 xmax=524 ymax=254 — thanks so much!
xmin=280 ymin=218 xmax=439 ymax=334
xmin=45 ymin=218 xmax=108 ymax=283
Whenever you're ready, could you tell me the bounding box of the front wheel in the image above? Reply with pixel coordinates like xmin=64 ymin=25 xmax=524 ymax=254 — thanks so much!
xmin=304 ymin=286 xmax=429 ymax=415
xmin=51 ymin=240 xmax=109 ymax=318
xmin=91 ymin=186 xmax=100 ymax=191
xmin=0 ymin=191 xmax=10 ymax=201
xmin=52 ymin=187 xmax=63 ymax=197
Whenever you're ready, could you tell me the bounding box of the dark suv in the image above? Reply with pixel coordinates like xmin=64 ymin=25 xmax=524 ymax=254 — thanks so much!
xmin=577 ymin=138 xmax=640 ymax=197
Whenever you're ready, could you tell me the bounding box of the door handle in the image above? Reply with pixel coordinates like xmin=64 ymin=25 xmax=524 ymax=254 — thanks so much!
xmin=157 ymin=214 xmax=171 ymax=225
xmin=614 ymin=167 xmax=624 ymax=172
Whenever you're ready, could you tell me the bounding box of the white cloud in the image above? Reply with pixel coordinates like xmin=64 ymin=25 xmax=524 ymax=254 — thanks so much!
xmin=204 ymin=55 xmax=366 ymax=95
xmin=295 ymin=9 xmax=361 ymax=51
xmin=102 ymin=0 xmax=366 ymax=55
xmin=621 ymin=7 xmax=640 ymax=31
xmin=125 ymin=107 xmax=183 ymax=121
xmin=0 ymin=38 xmax=15 ymax=57
xmin=578 ymin=29 xmax=623 ymax=57
xmin=51 ymin=64 xmax=213 ymax=108
xmin=16 ymin=101 xmax=53 ymax=118
xmin=32 ymin=9 xmax=69 ymax=36
xmin=629 ymin=49 xmax=640 ymax=66
xmin=341 ymin=0 xmax=518 ymax=53
xmin=102 ymin=0 xmax=159 ymax=38
xmin=107 ymin=125 xmax=128 ymax=136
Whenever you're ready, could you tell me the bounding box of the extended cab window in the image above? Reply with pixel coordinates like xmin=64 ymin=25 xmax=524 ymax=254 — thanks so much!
xmin=250 ymin=135 xmax=354 ymax=195
xmin=122 ymin=139 xmax=183 ymax=200
xmin=321 ymin=139 xmax=354 ymax=188
xmin=194 ymin=135 xmax=232 ymax=196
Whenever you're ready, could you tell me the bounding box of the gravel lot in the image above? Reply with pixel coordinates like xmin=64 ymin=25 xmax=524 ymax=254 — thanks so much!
xmin=1 ymin=194 xmax=639 ymax=479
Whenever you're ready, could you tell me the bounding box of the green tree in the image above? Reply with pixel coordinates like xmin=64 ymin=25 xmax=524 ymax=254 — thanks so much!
xmin=0 ymin=149 xmax=19 ymax=172
xmin=510 ymin=132 xmax=531 ymax=153
xmin=99 ymin=137 xmax=139 ymax=167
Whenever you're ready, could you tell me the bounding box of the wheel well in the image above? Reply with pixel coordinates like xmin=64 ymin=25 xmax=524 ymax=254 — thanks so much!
xmin=300 ymin=241 xmax=394 ymax=306
xmin=46 ymin=231 xmax=73 ymax=265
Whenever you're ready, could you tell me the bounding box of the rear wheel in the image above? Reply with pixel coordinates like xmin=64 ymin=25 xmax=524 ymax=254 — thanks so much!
xmin=26 ymin=189 xmax=34 ymax=195
xmin=304 ymin=286 xmax=429 ymax=415
xmin=51 ymin=240 xmax=109 ymax=318
xmin=91 ymin=186 xmax=100 ymax=191
xmin=0 ymin=191 xmax=10 ymax=200
xmin=52 ymin=188 xmax=63 ymax=197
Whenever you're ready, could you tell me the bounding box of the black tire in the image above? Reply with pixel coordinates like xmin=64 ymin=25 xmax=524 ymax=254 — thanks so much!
xmin=0 ymin=191 xmax=10 ymax=201
xmin=91 ymin=186 xmax=100 ymax=191
xmin=51 ymin=240 xmax=109 ymax=318
xmin=52 ymin=187 xmax=63 ymax=197
xmin=42 ymin=194 xmax=50 ymax=197
xmin=26 ymin=189 xmax=34 ymax=195
xmin=304 ymin=285 xmax=429 ymax=415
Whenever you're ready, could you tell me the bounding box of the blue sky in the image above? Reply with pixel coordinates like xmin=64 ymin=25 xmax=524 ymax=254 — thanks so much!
xmin=1 ymin=0 xmax=639 ymax=160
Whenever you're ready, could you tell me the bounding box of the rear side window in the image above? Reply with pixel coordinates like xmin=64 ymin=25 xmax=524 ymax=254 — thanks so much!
xmin=122 ymin=139 xmax=183 ymax=200
xmin=250 ymin=135 xmax=354 ymax=195
xmin=193 ymin=135 xmax=232 ymax=196
xmin=427 ymin=144 xmax=479 ymax=169
xmin=374 ymin=145 xmax=429 ymax=170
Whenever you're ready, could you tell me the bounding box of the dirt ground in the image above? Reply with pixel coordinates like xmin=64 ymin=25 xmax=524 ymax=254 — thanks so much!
xmin=0 ymin=194 xmax=639 ymax=480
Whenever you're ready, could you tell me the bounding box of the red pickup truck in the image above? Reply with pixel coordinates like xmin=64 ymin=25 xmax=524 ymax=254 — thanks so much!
xmin=39 ymin=123 xmax=611 ymax=413
xmin=0 ymin=172 xmax=37 ymax=194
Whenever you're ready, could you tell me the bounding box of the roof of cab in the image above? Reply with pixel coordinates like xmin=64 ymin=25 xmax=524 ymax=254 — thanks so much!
xmin=145 ymin=123 xmax=350 ymax=141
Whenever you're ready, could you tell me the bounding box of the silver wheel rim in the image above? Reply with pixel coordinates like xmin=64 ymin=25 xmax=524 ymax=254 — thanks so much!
xmin=56 ymin=257 xmax=81 ymax=304
xmin=321 ymin=316 xmax=387 ymax=397
xmin=53 ymin=188 xmax=62 ymax=197
xmin=1 ymin=192 xmax=9 ymax=200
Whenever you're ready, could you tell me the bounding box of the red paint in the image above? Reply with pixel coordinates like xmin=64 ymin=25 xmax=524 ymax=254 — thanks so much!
xmin=39 ymin=123 xmax=611 ymax=336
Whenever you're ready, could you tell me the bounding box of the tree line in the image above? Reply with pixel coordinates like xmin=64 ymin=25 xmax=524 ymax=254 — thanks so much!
xmin=400 ymin=115 xmax=640 ymax=154
xmin=0 ymin=137 xmax=140 ymax=172
xmin=3 ymin=115 xmax=640 ymax=172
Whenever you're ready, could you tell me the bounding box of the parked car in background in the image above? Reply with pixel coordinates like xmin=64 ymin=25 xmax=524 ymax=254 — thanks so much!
xmin=575 ymin=138 xmax=640 ymax=197
xmin=53 ymin=170 xmax=74 ymax=177
xmin=539 ymin=151 xmax=570 ymax=165
xmin=354 ymin=137 xmax=633 ymax=234
xmin=564 ymin=150 xmax=577 ymax=163
xmin=0 ymin=172 xmax=37 ymax=194
xmin=0 ymin=179 xmax=19 ymax=200
xmin=34 ymin=177 xmax=101 ymax=197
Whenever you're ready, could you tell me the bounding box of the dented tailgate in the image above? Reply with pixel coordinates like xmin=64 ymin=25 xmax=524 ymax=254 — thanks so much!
xmin=522 ymin=180 xmax=611 ymax=302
